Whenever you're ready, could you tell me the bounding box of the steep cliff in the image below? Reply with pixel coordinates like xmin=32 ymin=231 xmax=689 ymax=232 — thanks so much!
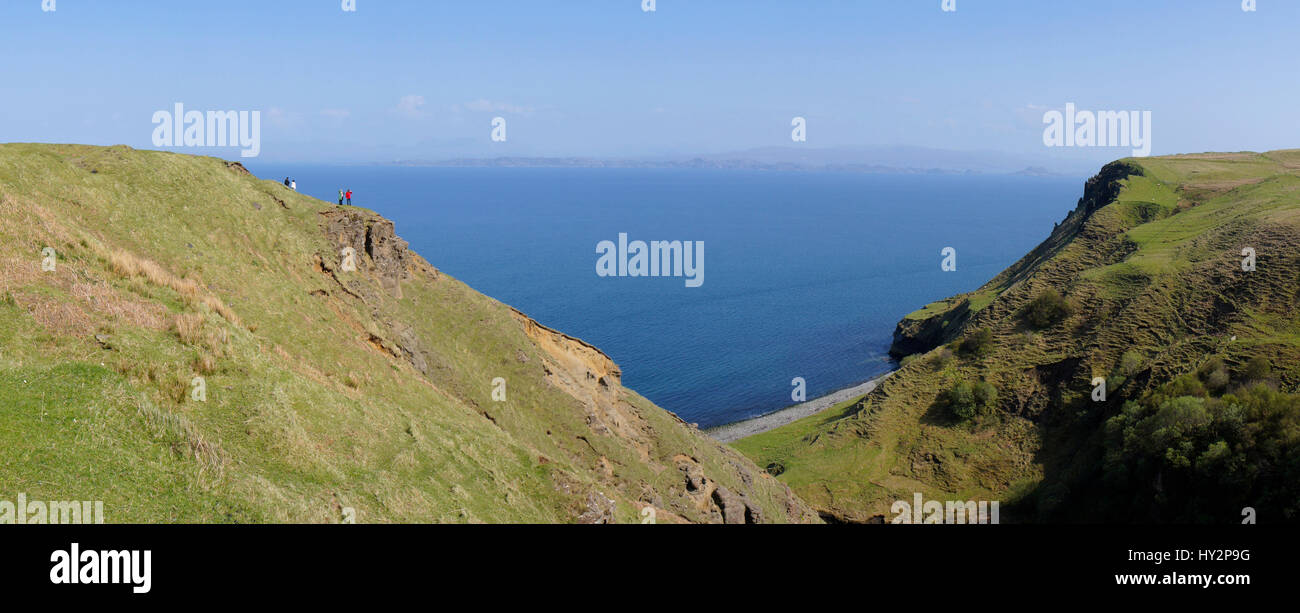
xmin=738 ymin=152 xmax=1300 ymax=523
xmin=0 ymin=143 xmax=818 ymax=524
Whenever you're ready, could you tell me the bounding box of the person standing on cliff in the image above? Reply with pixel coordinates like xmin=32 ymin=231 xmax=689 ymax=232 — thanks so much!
xmin=338 ymin=189 xmax=344 ymax=206
xmin=346 ymin=189 xmax=352 ymax=206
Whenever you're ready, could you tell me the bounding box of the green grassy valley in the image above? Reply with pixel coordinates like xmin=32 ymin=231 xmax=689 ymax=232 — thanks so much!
xmin=0 ymin=143 xmax=818 ymax=524
xmin=735 ymin=151 xmax=1300 ymax=523
xmin=5 ymin=144 xmax=1296 ymax=526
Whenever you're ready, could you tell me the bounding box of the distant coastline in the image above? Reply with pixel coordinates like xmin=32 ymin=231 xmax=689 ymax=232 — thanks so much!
xmin=389 ymin=157 xmax=1077 ymax=177
xmin=392 ymin=156 xmax=996 ymax=175
xmin=381 ymin=145 xmax=1090 ymax=176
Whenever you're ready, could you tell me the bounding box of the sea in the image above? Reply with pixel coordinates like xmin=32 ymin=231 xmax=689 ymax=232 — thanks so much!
xmin=249 ymin=164 xmax=1083 ymax=428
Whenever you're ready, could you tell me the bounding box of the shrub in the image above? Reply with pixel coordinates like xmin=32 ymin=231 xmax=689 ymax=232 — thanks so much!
xmin=1023 ymin=288 xmax=1072 ymax=329
xmin=1205 ymin=368 xmax=1231 ymax=392
xmin=930 ymin=347 xmax=955 ymax=370
xmin=1198 ymin=357 xmax=1231 ymax=392
xmin=973 ymin=381 xmax=998 ymax=408
xmin=1151 ymin=373 xmax=1207 ymax=407
xmin=946 ymin=380 xmax=998 ymax=421
xmin=956 ymin=328 xmax=995 ymax=358
xmin=1119 ymin=350 xmax=1144 ymax=377
xmin=946 ymin=382 xmax=978 ymax=420
xmin=1244 ymin=357 xmax=1272 ymax=382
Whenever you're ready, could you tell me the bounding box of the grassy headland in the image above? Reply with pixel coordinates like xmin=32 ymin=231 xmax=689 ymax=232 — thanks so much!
xmin=735 ymin=151 xmax=1300 ymax=523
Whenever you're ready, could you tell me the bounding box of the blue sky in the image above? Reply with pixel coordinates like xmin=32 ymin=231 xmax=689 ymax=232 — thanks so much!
xmin=2 ymin=0 xmax=1297 ymax=163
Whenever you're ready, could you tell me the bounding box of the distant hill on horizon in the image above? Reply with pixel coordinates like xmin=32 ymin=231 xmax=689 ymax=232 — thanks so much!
xmin=387 ymin=144 xmax=1105 ymax=176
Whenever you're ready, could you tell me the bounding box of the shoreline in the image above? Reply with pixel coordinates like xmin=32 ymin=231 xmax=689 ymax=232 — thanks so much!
xmin=705 ymin=371 xmax=895 ymax=444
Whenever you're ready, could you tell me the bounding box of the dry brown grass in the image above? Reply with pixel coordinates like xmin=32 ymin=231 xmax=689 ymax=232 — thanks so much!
xmin=26 ymin=298 xmax=97 ymax=337
xmin=173 ymin=312 xmax=205 ymax=345
xmin=0 ymin=257 xmax=42 ymax=291
xmin=108 ymin=248 xmax=242 ymax=328
xmin=1 ymin=255 xmax=169 ymax=336
xmin=69 ymin=280 xmax=167 ymax=330
xmin=192 ymin=352 xmax=218 ymax=376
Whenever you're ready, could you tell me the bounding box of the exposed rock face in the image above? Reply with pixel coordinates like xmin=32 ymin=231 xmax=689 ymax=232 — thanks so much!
xmin=711 ymin=486 xmax=764 ymax=524
xmin=512 ymin=308 xmax=621 ymax=387
xmin=675 ymin=455 xmax=768 ymax=524
xmin=319 ymin=209 xmax=413 ymax=298
xmin=363 ymin=218 xmax=412 ymax=298
xmin=576 ymin=491 xmax=617 ymax=524
xmin=889 ymin=298 xmax=971 ymax=358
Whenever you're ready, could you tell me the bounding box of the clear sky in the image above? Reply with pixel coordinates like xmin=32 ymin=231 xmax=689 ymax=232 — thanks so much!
xmin=2 ymin=0 xmax=1297 ymax=163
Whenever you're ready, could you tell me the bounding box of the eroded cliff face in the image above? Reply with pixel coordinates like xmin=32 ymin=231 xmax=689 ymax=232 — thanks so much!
xmin=316 ymin=205 xmax=818 ymax=524
xmin=512 ymin=309 xmax=622 ymax=389
xmin=890 ymin=298 xmax=971 ymax=358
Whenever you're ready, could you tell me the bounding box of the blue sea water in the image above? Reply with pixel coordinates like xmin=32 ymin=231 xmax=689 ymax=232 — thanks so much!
xmin=249 ymin=164 xmax=1083 ymax=428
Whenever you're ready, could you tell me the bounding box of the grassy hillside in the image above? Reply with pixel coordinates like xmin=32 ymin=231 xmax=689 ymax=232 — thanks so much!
xmin=735 ymin=151 xmax=1300 ymax=523
xmin=0 ymin=143 xmax=818 ymax=524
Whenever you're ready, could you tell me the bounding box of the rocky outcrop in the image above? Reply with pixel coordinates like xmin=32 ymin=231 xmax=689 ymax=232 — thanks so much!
xmin=889 ymin=298 xmax=971 ymax=357
xmin=887 ymin=162 xmax=1142 ymax=360
xmin=319 ymin=209 xmax=414 ymax=298
xmin=674 ymin=455 xmax=768 ymax=524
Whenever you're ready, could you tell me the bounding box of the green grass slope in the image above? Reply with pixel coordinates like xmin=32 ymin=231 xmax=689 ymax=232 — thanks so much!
xmin=735 ymin=151 xmax=1300 ymax=523
xmin=0 ymin=143 xmax=818 ymax=524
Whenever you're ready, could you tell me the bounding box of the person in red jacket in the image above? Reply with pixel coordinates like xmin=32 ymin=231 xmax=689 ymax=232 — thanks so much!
xmin=345 ymin=189 xmax=352 ymax=206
